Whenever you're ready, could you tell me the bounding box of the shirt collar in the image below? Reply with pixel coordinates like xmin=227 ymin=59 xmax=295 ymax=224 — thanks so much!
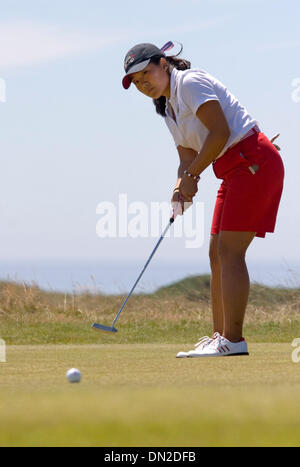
xmin=169 ymin=67 xmax=178 ymax=101
xmin=165 ymin=68 xmax=179 ymax=115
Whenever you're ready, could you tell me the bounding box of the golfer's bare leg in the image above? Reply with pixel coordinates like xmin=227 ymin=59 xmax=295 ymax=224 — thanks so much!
xmin=218 ymin=231 xmax=256 ymax=342
xmin=209 ymin=234 xmax=224 ymax=335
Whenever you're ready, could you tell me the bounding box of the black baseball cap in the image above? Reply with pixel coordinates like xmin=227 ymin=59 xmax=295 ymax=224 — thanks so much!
xmin=122 ymin=41 xmax=175 ymax=89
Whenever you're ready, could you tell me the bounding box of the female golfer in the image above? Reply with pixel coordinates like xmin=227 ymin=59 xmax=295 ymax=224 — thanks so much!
xmin=122 ymin=42 xmax=284 ymax=357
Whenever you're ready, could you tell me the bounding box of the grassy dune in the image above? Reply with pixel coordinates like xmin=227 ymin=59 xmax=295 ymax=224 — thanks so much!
xmin=0 ymin=275 xmax=299 ymax=344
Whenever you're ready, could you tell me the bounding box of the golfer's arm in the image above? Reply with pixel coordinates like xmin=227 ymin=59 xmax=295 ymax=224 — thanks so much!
xmin=174 ymin=146 xmax=198 ymax=190
xmin=187 ymin=100 xmax=230 ymax=176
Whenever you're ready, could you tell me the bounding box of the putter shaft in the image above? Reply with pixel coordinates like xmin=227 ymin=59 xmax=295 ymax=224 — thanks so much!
xmin=92 ymin=216 xmax=174 ymax=332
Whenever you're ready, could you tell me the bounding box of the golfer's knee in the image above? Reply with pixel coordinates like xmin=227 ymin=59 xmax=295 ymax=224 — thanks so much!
xmin=218 ymin=242 xmax=246 ymax=263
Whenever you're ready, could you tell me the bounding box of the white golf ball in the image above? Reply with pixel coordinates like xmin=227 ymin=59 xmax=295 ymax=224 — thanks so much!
xmin=66 ymin=368 xmax=81 ymax=383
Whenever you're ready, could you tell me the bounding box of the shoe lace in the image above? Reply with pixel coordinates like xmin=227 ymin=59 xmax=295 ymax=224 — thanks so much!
xmin=194 ymin=336 xmax=211 ymax=348
xmin=209 ymin=334 xmax=223 ymax=350
xmin=194 ymin=332 xmax=220 ymax=349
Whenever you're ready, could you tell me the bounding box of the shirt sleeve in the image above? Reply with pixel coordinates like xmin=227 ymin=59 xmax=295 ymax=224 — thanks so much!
xmin=181 ymin=73 xmax=219 ymax=115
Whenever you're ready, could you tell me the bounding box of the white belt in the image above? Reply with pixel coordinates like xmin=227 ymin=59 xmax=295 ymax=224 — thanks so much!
xmin=233 ymin=125 xmax=260 ymax=147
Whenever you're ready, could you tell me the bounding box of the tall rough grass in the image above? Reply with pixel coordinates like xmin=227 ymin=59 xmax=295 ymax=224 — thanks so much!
xmin=0 ymin=276 xmax=299 ymax=344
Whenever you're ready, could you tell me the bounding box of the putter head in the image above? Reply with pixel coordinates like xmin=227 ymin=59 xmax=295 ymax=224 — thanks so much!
xmin=92 ymin=323 xmax=118 ymax=333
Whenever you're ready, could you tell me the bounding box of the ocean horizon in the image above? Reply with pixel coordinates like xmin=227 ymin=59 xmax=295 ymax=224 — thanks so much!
xmin=0 ymin=258 xmax=299 ymax=295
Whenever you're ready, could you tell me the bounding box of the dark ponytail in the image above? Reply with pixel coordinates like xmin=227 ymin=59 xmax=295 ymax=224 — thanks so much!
xmin=151 ymin=55 xmax=191 ymax=117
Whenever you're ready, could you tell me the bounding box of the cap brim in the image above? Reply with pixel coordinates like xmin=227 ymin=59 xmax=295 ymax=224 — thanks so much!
xmin=122 ymin=59 xmax=151 ymax=89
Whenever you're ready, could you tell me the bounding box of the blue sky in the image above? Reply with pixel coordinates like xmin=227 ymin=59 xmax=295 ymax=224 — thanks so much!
xmin=0 ymin=0 xmax=299 ymax=272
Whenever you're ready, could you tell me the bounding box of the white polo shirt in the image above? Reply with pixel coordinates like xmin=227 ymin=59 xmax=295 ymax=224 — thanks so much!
xmin=165 ymin=68 xmax=259 ymax=159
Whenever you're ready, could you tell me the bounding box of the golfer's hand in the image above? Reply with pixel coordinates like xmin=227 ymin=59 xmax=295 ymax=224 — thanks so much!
xmin=171 ymin=189 xmax=192 ymax=218
xmin=179 ymin=173 xmax=198 ymax=201
xmin=171 ymin=190 xmax=183 ymax=218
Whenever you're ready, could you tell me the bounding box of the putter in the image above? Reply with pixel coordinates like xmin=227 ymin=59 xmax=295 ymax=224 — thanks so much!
xmin=92 ymin=214 xmax=176 ymax=333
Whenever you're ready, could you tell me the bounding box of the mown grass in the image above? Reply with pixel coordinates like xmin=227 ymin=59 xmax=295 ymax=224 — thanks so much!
xmin=1 ymin=277 xmax=300 ymax=447
xmin=0 ymin=275 xmax=299 ymax=344
xmin=1 ymin=343 xmax=300 ymax=447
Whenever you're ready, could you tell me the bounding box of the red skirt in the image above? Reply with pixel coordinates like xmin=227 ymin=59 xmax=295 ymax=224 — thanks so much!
xmin=211 ymin=130 xmax=284 ymax=238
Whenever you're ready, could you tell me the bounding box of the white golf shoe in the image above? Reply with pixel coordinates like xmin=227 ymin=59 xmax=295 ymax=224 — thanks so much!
xmin=176 ymin=332 xmax=220 ymax=358
xmin=187 ymin=334 xmax=249 ymax=358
